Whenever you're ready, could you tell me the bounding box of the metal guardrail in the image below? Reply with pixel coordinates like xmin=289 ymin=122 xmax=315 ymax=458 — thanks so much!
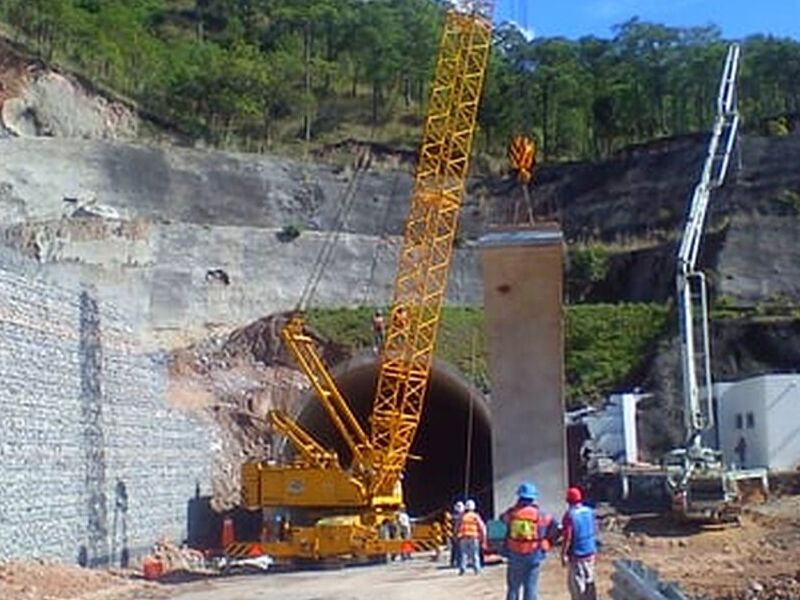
xmin=611 ymin=560 xmax=698 ymax=600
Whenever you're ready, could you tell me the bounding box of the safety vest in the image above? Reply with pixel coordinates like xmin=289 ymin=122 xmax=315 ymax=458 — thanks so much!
xmin=505 ymin=505 xmax=552 ymax=554
xmin=567 ymin=505 xmax=597 ymax=558
xmin=457 ymin=511 xmax=482 ymax=539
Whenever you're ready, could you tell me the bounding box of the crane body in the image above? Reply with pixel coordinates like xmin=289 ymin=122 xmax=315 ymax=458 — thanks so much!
xmin=232 ymin=1 xmax=494 ymax=561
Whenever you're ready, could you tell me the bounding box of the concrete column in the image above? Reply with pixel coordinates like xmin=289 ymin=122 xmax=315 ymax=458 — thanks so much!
xmin=479 ymin=225 xmax=567 ymax=515
xmin=621 ymin=393 xmax=640 ymax=464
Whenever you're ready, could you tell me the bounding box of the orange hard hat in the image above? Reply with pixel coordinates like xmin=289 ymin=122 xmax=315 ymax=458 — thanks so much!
xmin=566 ymin=487 xmax=583 ymax=504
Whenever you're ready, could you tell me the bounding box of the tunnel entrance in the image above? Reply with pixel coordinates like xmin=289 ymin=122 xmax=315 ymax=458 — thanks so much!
xmin=291 ymin=355 xmax=494 ymax=517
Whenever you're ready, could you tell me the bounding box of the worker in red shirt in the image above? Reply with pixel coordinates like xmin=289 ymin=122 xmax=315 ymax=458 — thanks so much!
xmin=561 ymin=487 xmax=598 ymax=600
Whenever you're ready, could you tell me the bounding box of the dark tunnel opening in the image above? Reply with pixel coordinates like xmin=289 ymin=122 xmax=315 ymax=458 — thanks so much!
xmin=291 ymin=355 xmax=494 ymax=518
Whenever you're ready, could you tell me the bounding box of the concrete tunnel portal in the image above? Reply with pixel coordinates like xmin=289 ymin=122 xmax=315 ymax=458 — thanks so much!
xmin=292 ymin=354 xmax=494 ymax=518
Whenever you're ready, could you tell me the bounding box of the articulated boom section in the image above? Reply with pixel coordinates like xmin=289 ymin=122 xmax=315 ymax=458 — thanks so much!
xmin=280 ymin=315 xmax=372 ymax=473
xmin=370 ymin=6 xmax=493 ymax=497
xmin=676 ymin=43 xmax=740 ymax=447
xmin=267 ymin=409 xmax=339 ymax=469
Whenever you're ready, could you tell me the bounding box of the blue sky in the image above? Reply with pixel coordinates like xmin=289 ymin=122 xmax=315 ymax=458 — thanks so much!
xmin=496 ymin=0 xmax=800 ymax=41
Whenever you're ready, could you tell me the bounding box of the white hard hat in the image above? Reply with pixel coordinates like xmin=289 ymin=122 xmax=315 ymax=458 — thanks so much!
xmin=454 ymin=500 xmax=465 ymax=512
xmin=465 ymin=499 xmax=476 ymax=511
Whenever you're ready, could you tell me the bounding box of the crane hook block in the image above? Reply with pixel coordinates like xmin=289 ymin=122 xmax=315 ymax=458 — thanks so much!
xmin=507 ymin=135 xmax=536 ymax=184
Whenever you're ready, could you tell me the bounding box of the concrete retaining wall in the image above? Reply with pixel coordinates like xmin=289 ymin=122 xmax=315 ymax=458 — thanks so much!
xmin=0 ymin=248 xmax=215 ymax=564
xmin=0 ymin=138 xmax=485 ymax=349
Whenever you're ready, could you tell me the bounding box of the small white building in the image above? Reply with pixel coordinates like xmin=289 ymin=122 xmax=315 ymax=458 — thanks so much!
xmin=715 ymin=374 xmax=800 ymax=471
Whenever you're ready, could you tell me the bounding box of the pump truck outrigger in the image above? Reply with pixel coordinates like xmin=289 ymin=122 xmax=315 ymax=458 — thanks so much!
xmin=226 ymin=0 xmax=495 ymax=563
xmin=667 ymin=42 xmax=769 ymax=524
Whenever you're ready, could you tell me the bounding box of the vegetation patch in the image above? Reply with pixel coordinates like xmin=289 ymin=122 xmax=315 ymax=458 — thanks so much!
xmin=307 ymin=303 xmax=670 ymax=407
xmin=566 ymin=303 xmax=670 ymax=406
xmin=568 ymin=245 xmax=611 ymax=301
xmin=2 ymin=3 xmax=798 ymax=158
xmin=277 ymin=224 xmax=302 ymax=242
xmin=774 ymin=189 xmax=800 ymax=214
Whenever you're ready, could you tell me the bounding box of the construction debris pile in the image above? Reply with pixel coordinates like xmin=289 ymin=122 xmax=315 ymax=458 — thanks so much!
xmin=717 ymin=573 xmax=800 ymax=600
xmin=0 ymin=560 xmax=151 ymax=600
xmin=167 ymin=313 xmax=350 ymax=511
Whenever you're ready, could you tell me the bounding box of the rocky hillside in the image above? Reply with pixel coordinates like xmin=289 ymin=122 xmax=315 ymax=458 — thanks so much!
xmin=2 ymin=32 xmax=800 ymax=455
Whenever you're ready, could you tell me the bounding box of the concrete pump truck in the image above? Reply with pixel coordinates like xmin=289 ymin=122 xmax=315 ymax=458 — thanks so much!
xmin=667 ymin=43 xmax=768 ymax=523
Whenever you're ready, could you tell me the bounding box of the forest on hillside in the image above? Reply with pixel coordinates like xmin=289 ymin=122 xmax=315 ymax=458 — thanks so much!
xmin=2 ymin=0 xmax=799 ymax=159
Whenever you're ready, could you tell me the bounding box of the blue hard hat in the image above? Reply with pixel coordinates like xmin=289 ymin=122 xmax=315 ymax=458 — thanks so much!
xmin=516 ymin=482 xmax=538 ymax=500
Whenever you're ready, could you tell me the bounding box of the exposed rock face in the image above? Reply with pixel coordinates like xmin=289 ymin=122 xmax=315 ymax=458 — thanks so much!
xmin=2 ymin=72 xmax=137 ymax=139
xmin=0 ymin=40 xmax=137 ymax=140
xmin=0 ymin=138 xmax=483 ymax=348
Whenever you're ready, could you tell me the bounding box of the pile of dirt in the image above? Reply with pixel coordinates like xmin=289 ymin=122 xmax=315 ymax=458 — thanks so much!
xmin=600 ymin=494 xmax=800 ymax=600
xmin=0 ymin=561 xmax=154 ymax=600
xmin=715 ymin=573 xmax=800 ymax=600
xmin=0 ymin=39 xmax=29 ymax=106
xmin=167 ymin=313 xmax=351 ymax=511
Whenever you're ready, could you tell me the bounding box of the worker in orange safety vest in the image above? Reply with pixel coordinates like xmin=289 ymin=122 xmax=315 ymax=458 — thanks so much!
xmin=456 ymin=499 xmax=486 ymax=575
xmin=501 ymin=482 xmax=557 ymax=600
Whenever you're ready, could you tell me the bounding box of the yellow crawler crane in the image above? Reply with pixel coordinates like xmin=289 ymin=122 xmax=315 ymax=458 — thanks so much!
xmin=234 ymin=0 xmax=494 ymax=563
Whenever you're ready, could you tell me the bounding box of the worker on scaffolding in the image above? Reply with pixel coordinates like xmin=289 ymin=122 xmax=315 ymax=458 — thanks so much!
xmin=501 ymin=482 xmax=556 ymax=600
xmin=561 ymin=487 xmax=598 ymax=600
xmin=371 ymin=309 xmax=386 ymax=353
xmin=456 ymin=499 xmax=487 ymax=575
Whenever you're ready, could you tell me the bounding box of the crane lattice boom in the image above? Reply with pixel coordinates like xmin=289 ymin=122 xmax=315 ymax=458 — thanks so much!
xmin=369 ymin=6 xmax=493 ymax=496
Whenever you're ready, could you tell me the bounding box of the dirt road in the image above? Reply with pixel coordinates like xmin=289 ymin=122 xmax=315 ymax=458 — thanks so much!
xmin=156 ymin=558 xmax=582 ymax=600
xmin=4 ymin=495 xmax=800 ymax=600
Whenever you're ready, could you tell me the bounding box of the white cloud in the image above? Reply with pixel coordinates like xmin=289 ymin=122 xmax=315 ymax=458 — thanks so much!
xmin=509 ymin=20 xmax=536 ymax=40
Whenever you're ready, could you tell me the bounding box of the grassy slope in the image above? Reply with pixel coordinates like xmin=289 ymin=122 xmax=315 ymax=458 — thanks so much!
xmin=307 ymin=304 xmax=670 ymax=407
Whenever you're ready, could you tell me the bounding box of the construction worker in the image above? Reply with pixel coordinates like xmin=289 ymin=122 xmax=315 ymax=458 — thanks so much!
xmin=371 ymin=309 xmax=385 ymax=352
xmin=457 ymin=499 xmax=486 ymax=575
xmin=561 ymin=487 xmax=598 ymax=600
xmin=450 ymin=500 xmax=465 ymax=567
xmin=501 ymin=482 xmax=556 ymax=600
xmin=397 ymin=506 xmax=412 ymax=561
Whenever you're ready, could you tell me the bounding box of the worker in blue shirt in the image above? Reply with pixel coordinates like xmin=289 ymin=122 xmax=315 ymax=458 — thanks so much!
xmin=560 ymin=487 xmax=598 ymax=600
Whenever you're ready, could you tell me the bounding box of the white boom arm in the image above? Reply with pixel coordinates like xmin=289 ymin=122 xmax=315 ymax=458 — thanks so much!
xmin=676 ymin=43 xmax=741 ymax=451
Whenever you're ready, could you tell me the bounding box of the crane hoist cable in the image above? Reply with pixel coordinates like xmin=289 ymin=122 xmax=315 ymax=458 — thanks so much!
xmin=295 ymin=153 xmax=371 ymax=312
xmin=463 ymin=329 xmax=478 ymax=499
xmin=359 ymin=170 xmax=403 ymax=306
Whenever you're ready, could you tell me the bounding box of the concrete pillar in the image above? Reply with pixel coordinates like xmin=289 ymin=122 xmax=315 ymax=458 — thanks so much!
xmin=479 ymin=225 xmax=567 ymax=515
xmin=621 ymin=393 xmax=640 ymax=465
